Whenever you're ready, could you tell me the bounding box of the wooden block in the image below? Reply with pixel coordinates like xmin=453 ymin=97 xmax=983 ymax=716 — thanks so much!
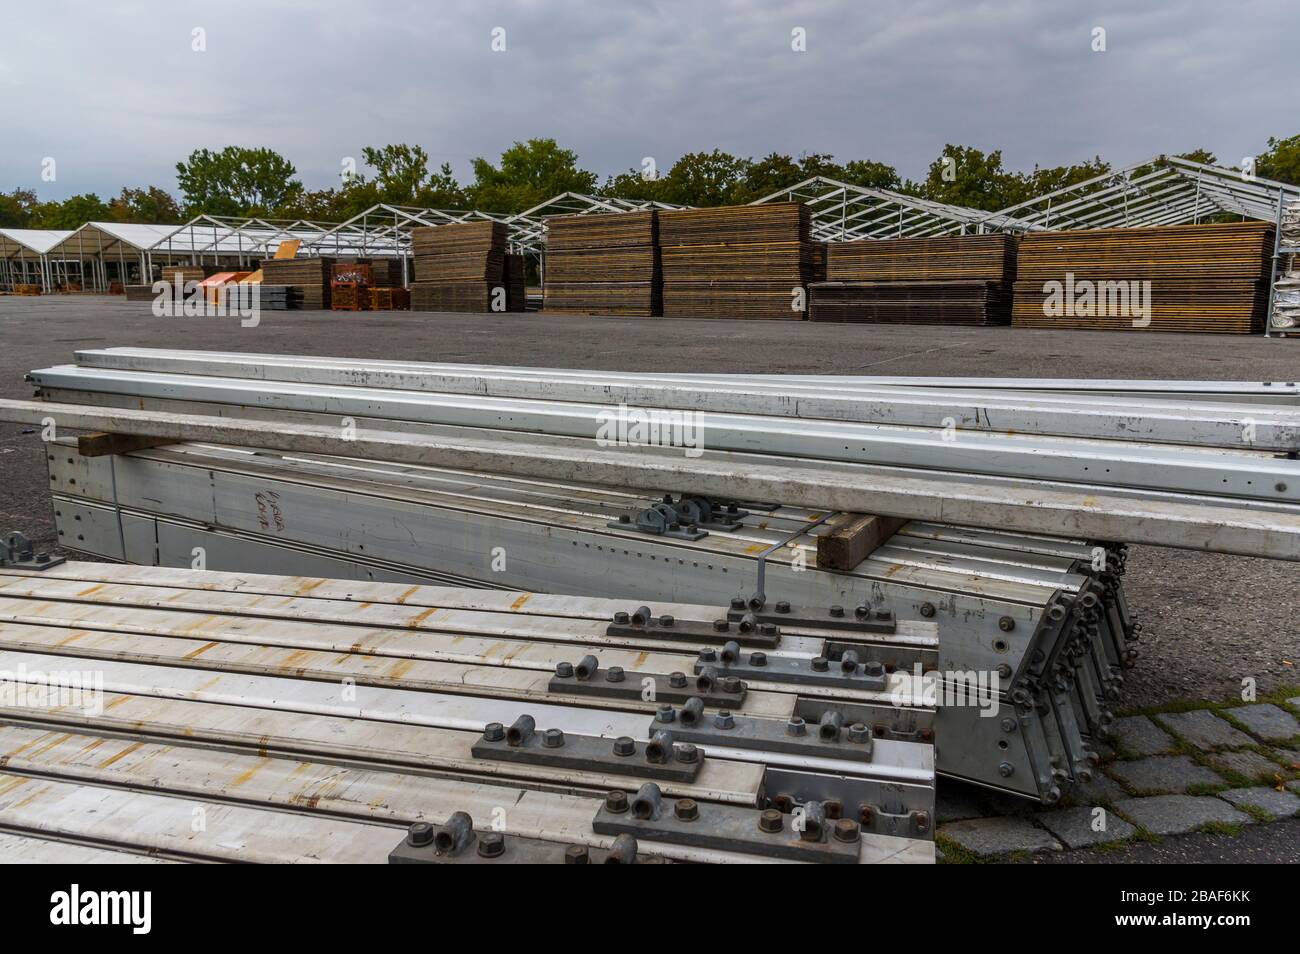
xmin=77 ymin=433 xmax=176 ymax=458
xmin=816 ymin=513 xmax=907 ymax=571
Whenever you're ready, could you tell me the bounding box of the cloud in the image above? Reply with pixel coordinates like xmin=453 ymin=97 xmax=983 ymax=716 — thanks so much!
xmin=0 ymin=0 xmax=1293 ymax=201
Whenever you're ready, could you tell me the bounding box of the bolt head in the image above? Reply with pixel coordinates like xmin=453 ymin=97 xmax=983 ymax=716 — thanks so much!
xmin=832 ymin=818 xmax=860 ymax=843
xmin=713 ymin=619 xmax=729 ymax=632
xmin=407 ymin=822 xmax=434 ymax=847
xmin=669 ymin=671 xmax=687 ymax=688
xmin=656 ymin=705 xmax=676 ymax=723
xmin=775 ymin=601 xmax=791 ymax=613
xmin=542 ymin=728 xmax=565 ymax=748
xmin=758 ymin=809 xmax=784 ymax=833
xmin=721 ymin=676 xmax=742 ymax=694
xmin=659 ymin=614 xmax=674 ymax=627
xmin=998 ymin=761 xmax=1015 ymax=777
xmin=612 ymin=736 xmax=636 ymax=757
xmin=605 ymin=790 xmax=629 ymax=813
xmin=730 ymin=597 xmax=746 ymax=611
xmin=564 ymin=845 xmax=590 ymax=864
xmin=854 ymin=604 xmax=869 ymax=619
xmin=998 ymin=616 xmax=1016 ymax=632
xmin=758 ymin=622 xmax=778 ymax=637
xmin=478 ymin=832 xmax=506 ymax=858
xmin=829 ymin=605 xmax=845 ymax=618
xmin=554 ymin=662 xmax=574 ymax=679
xmin=786 ymin=717 xmax=806 ymax=736
xmin=675 ymin=743 xmax=699 ymax=764
xmin=714 ymin=710 xmax=735 ymax=729
xmin=864 ymin=661 xmax=885 ymax=678
xmin=605 ymin=666 xmax=625 ymax=683
xmin=811 ymin=656 xmax=829 ymax=672
xmin=674 ymin=798 xmax=700 ymax=822
xmin=698 ymin=648 xmax=718 ymax=662
xmin=482 ymin=722 xmax=505 ymax=742
xmin=847 ymin=723 xmax=870 ymax=744
xmin=613 ymin=612 xmax=630 ymax=624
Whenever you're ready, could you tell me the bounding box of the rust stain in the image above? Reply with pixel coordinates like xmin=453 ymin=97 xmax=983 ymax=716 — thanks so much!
xmin=743 ymin=543 xmax=766 ymax=555
xmin=104 ymin=695 xmax=131 ymax=710
xmin=97 ymin=740 xmax=145 ymax=768
xmin=634 ymin=651 xmax=649 ymax=667
xmin=54 ymin=631 xmax=87 ymax=647
xmin=509 ymin=593 xmax=531 ymax=611
xmin=75 ymin=583 xmax=106 ymax=598
xmin=229 ymin=758 xmax=270 ymax=789
xmin=296 ymin=578 xmax=326 ymax=596
xmin=405 ymin=607 xmax=438 ymax=629
xmin=386 ymin=659 xmax=415 ymax=680
xmin=183 ymin=640 xmax=220 ymax=659
xmin=394 ymin=586 xmax=420 ymax=605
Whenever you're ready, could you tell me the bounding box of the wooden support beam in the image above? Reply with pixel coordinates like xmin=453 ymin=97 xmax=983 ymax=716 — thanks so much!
xmin=76 ymin=432 xmax=176 ymax=458
xmin=817 ymin=513 xmax=908 ymax=571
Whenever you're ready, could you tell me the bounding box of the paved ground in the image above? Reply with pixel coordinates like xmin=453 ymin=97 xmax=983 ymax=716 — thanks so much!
xmin=4 ymin=295 xmax=1297 ymax=711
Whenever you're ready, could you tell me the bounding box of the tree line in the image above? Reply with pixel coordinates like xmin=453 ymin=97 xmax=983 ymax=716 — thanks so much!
xmin=3 ymin=135 xmax=1297 ymax=230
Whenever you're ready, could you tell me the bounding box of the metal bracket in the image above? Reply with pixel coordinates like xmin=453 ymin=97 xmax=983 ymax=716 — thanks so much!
xmin=593 ymin=787 xmax=860 ymax=864
xmin=762 ymin=769 xmax=933 ymax=837
xmin=472 ymin=717 xmax=703 ymax=782
xmin=648 ymin=706 xmax=875 ymax=763
xmin=606 ymin=606 xmax=780 ymax=648
xmin=390 ymin=815 xmax=661 ymax=864
xmin=694 ymin=645 xmax=888 ymax=692
xmin=0 ymin=531 xmax=65 ymax=571
xmin=607 ymin=501 xmax=708 ymax=540
xmin=727 ymin=599 xmax=897 ymax=635
xmin=550 ymin=659 xmax=746 ymax=707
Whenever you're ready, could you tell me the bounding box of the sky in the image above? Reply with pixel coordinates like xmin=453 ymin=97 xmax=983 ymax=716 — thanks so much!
xmin=1 ymin=0 xmax=1295 ymax=201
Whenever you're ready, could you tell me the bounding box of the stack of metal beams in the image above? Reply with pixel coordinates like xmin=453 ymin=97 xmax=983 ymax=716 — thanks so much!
xmin=659 ymin=203 xmax=814 ymax=319
xmin=810 ymin=234 xmax=1017 ymax=325
xmin=259 ymin=257 xmax=335 ymax=310
xmin=0 ymin=562 xmax=935 ymax=864
xmin=505 ymin=253 xmax=527 ymax=312
xmin=543 ymin=211 xmax=661 ymax=316
xmin=11 ymin=349 xmax=1300 ymax=806
xmin=410 ymin=221 xmax=508 ymax=313
xmin=1011 ymin=222 xmax=1276 ymax=333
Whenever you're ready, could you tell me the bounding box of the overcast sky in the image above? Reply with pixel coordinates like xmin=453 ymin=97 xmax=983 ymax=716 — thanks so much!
xmin=2 ymin=0 xmax=1294 ymax=201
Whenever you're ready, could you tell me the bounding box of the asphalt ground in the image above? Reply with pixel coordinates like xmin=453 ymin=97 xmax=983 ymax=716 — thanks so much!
xmin=1 ymin=294 xmax=1297 ymax=711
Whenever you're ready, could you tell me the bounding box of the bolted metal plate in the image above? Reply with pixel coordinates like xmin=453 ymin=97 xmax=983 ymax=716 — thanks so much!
xmin=472 ymin=726 xmax=703 ymax=782
xmin=729 ymin=601 xmax=897 ymax=634
xmin=592 ymin=799 xmax=860 ymax=864
xmin=694 ymin=649 xmax=888 ymax=692
xmin=390 ymin=829 xmax=665 ymax=864
xmin=647 ymin=710 xmax=875 ymax=763
xmin=606 ymin=614 xmax=780 ymax=649
xmin=549 ymin=667 xmax=746 ymax=708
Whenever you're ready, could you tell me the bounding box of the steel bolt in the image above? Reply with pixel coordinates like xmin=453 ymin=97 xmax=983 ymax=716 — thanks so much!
xmin=675 ymin=743 xmax=699 ymax=764
xmin=613 ymin=612 xmax=630 ymax=624
xmin=998 ymin=616 xmax=1016 ymax=632
xmin=749 ymin=651 xmax=767 ymax=667
xmin=920 ymin=602 xmax=936 ymax=618
xmin=478 ymin=832 xmax=506 ymax=858
xmin=656 ymin=704 xmax=676 ymax=723
xmin=714 ymin=710 xmax=735 ymax=729
xmin=997 ymin=664 xmax=1012 ymax=679
xmin=713 ymin=619 xmax=729 ymax=632
xmin=542 ymin=728 xmax=565 ymax=748
xmin=482 ymin=722 xmax=505 ymax=742
xmin=606 ymin=666 xmax=625 ymax=683
xmin=721 ymin=676 xmax=742 ymax=694
xmin=811 ymin=656 xmax=829 ymax=672
xmin=914 ymin=811 xmax=931 ymax=833
xmin=659 ymin=614 xmax=674 ymax=627
xmin=875 ymin=609 xmax=892 ymax=621
xmin=847 ymin=722 xmax=871 ymax=744
xmin=758 ymin=809 xmax=784 ymax=833
xmin=829 ymin=605 xmax=845 ymax=618
xmin=565 ymin=845 xmax=590 ymax=864
xmin=554 ymin=661 xmax=574 ymax=679
xmin=675 ymin=798 xmax=700 ymax=822
xmin=669 ymin=671 xmax=688 ymax=688
xmin=698 ymin=648 xmax=718 ymax=663
xmin=612 ymin=736 xmax=636 ymax=757
xmin=605 ymin=790 xmax=629 ymax=813
xmin=407 ymin=821 xmax=434 ymax=847
xmin=854 ymin=604 xmax=869 ymax=619
xmin=832 ymin=819 xmax=860 ymax=844
xmin=730 ymin=597 xmax=747 ymax=611
xmin=758 ymin=622 xmax=778 ymax=637
xmin=864 ymin=661 xmax=885 ymax=678
xmin=786 ymin=716 xmax=807 ymax=737
xmin=1001 ymin=717 xmax=1018 ymax=733
xmin=775 ymin=601 xmax=791 ymax=613
xmin=998 ymin=761 xmax=1015 ymax=777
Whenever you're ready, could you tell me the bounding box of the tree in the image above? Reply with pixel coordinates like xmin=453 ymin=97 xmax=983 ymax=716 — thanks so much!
xmin=32 ymin=193 xmax=111 ymax=229
xmin=657 ymin=150 xmax=752 ymax=207
xmin=467 ymin=139 xmax=597 ymax=213
xmin=918 ymin=145 xmax=1024 ymax=211
xmin=107 ymin=186 xmax=183 ymax=224
xmin=1256 ymin=134 xmax=1300 ymax=187
xmin=0 ymin=188 xmax=39 ymax=228
xmin=175 ymin=146 xmax=303 ymax=216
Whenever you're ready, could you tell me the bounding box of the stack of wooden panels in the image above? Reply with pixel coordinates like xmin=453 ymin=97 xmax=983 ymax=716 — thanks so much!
xmin=123 ymin=285 xmax=156 ymax=302
xmin=543 ymin=212 xmax=661 ymax=316
xmin=158 ymin=265 xmax=207 ymax=286
xmin=659 ymin=203 xmax=814 ymax=320
xmin=259 ymin=257 xmax=335 ymax=310
xmin=811 ymin=233 xmax=1018 ymax=325
xmin=365 ymin=258 xmax=406 ymax=287
xmin=505 ymin=254 xmax=526 ymax=312
xmin=410 ymin=221 xmax=507 ymax=313
xmin=1011 ymin=222 xmax=1276 ymax=334
xmin=810 ymin=281 xmax=1010 ymax=325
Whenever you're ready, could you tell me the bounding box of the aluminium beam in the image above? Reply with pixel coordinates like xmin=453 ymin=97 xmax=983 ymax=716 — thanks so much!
xmin=6 ymin=398 xmax=1300 ymax=559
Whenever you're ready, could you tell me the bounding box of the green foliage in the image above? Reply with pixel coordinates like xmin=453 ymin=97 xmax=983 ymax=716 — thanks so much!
xmin=0 ymin=188 xmax=39 ymax=228
xmin=32 ymin=193 xmax=111 ymax=229
xmin=1257 ymin=134 xmax=1300 ymax=186
xmin=175 ymin=146 xmax=303 ymax=216
xmin=107 ymin=186 xmax=183 ymax=224
xmin=467 ymin=138 xmax=597 ymax=213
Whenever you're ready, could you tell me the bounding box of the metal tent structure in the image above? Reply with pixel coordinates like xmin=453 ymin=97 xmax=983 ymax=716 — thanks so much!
xmin=0 ymin=228 xmax=73 ymax=291
xmin=985 ymin=154 xmax=1300 ymax=231
xmin=748 ymin=176 xmax=1036 ymax=240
